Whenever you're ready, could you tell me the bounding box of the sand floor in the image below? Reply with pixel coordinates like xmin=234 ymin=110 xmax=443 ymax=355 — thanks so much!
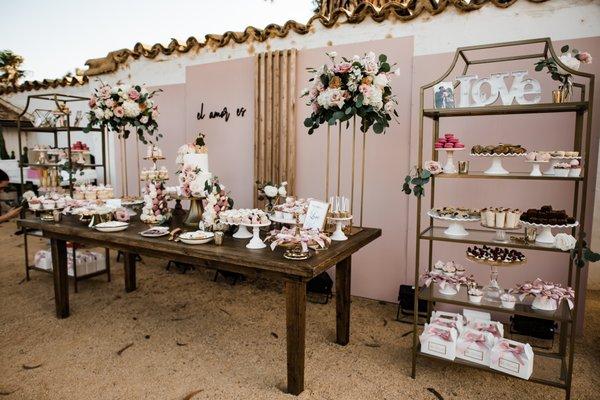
xmin=1 ymin=220 xmax=599 ymax=400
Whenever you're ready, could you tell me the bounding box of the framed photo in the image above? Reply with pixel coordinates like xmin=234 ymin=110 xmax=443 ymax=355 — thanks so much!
xmin=433 ymin=82 xmax=456 ymax=109
xmin=303 ymin=200 xmax=330 ymax=231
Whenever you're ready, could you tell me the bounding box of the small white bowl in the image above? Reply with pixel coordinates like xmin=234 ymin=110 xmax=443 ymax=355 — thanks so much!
xmin=554 ymin=169 xmax=570 ymax=177
xmin=569 ymin=168 xmax=581 ymax=177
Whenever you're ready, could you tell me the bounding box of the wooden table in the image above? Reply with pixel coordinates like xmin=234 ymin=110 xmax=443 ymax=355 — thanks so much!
xmin=18 ymin=217 xmax=381 ymax=395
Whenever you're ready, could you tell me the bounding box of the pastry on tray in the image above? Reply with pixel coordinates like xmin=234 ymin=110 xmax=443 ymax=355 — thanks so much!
xmin=466 ymin=245 xmax=526 ymax=263
xmin=434 ymin=133 xmax=465 ymax=149
xmin=431 ymin=207 xmax=480 ymax=219
xmin=470 ymin=144 xmax=527 ymax=155
xmin=520 ymin=205 xmax=576 ymax=226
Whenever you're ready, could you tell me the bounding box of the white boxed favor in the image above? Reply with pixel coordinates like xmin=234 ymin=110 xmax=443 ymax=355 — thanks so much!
xmin=463 ymin=309 xmax=491 ymax=323
xmin=456 ymin=328 xmax=495 ymax=366
xmin=34 ymin=249 xmax=105 ymax=276
xmin=430 ymin=311 xmax=464 ymax=333
xmin=466 ymin=318 xmax=504 ymax=339
xmin=420 ymin=323 xmax=458 ymax=361
xmin=490 ymin=338 xmax=534 ymax=380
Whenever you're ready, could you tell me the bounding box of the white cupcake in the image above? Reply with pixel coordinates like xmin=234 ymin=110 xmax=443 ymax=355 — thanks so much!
xmin=505 ymin=209 xmax=520 ymax=228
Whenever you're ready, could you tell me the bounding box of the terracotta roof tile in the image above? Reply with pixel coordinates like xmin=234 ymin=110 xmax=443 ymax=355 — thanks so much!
xmin=0 ymin=0 xmax=546 ymax=95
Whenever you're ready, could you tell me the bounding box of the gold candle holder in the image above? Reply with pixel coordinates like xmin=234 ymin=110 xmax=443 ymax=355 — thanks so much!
xmin=458 ymin=161 xmax=470 ymax=174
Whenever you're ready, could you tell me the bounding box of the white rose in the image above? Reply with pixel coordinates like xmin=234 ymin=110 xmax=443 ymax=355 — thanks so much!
xmin=363 ymin=86 xmax=383 ymax=110
xmin=189 ymin=179 xmax=205 ymax=196
xmin=103 ymin=109 xmax=113 ymax=119
xmin=373 ymin=73 xmax=389 ymax=88
xmin=140 ymin=115 xmax=149 ymax=124
xmin=559 ymin=53 xmax=581 ymax=71
xmin=263 ymin=185 xmax=278 ymax=198
xmin=278 ymin=186 xmax=287 ymax=196
xmin=363 ymin=59 xmax=378 ymax=75
xmin=554 ymin=233 xmax=577 ymax=251
xmin=93 ymin=108 xmax=104 ymax=119
xmin=122 ymin=100 xmax=141 ymax=118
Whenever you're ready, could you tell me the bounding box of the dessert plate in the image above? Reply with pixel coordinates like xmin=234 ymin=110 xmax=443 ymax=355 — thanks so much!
xmin=95 ymin=221 xmax=129 ymax=233
xmin=179 ymin=231 xmax=214 ymax=245
xmin=140 ymin=227 xmax=170 ymax=237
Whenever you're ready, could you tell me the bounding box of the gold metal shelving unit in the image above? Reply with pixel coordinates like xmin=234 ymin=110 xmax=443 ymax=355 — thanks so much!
xmin=17 ymin=93 xmax=111 ymax=292
xmin=411 ymin=38 xmax=594 ymax=400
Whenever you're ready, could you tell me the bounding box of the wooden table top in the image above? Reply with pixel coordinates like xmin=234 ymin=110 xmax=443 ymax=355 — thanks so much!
xmin=18 ymin=217 xmax=381 ymax=281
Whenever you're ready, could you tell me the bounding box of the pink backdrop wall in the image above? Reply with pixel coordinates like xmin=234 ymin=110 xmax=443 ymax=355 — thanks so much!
xmin=117 ymin=36 xmax=599 ymax=307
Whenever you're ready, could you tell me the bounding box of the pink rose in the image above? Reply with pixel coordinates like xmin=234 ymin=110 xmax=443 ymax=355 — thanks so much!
xmin=575 ymin=51 xmax=593 ymax=64
xmin=128 ymin=88 xmax=140 ymax=101
xmin=359 ymin=84 xmax=371 ymax=96
xmin=423 ymin=160 xmax=442 ymax=175
xmin=113 ymin=106 xmax=125 ymax=118
xmin=88 ymin=96 xmax=97 ymax=108
xmin=98 ymin=85 xmax=112 ymax=99
xmin=105 ymin=99 xmax=115 ymax=108
xmin=333 ymin=62 xmax=352 ymax=74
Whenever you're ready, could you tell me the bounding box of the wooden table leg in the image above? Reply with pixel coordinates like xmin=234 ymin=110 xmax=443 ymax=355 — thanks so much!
xmin=285 ymin=280 xmax=306 ymax=395
xmin=50 ymin=238 xmax=69 ymax=318
xmin=336 ymin=256 xmax=351 ymax=345
xmin=123 ymin=252 xmax=137 ymax=292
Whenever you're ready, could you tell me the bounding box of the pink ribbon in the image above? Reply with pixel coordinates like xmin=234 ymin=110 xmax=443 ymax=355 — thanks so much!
xmin=457 ymin=331 xmax=490 ymax=353
xmin=471 ymin=321 xmax=501 ymax=338
xmin=431 ymin=318 xmax=458 ymax=330
xmin=425 ymin=326 xmax=452 ymax=342
xmin=491 ymin=341 xmax=525 ymax=366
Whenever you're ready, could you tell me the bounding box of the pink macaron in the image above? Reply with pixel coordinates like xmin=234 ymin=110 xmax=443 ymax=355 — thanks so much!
xmin=454 ymin=142 xmax=465 ymax=148
xmin=434 ymin=142 xmax=443 ymax=149
xmin=444 ymin=143 xmax=454 ymax=148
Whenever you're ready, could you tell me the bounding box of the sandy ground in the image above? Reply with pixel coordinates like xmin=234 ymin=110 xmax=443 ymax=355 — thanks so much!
xmin=1 ymin=221 xmax=599 ymax=400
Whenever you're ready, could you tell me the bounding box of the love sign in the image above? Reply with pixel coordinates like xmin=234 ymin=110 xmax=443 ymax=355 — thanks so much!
xmin=455 ymin=70 xmax=541 ymax=107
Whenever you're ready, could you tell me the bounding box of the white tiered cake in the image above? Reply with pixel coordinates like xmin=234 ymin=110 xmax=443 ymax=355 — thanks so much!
xmin=178 ymin=133 xmax=213 ymax=197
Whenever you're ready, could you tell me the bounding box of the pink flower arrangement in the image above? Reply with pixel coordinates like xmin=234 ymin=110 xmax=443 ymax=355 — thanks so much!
xmin=302 ymin=51 xmax=399 ymax=134
xmin=575 ymin=51 xmax=592 ymax=64
xmin=513 ymin=278 xmax=575 ymax=309
xmin=85 ymin=82 xmax=161 ymax=144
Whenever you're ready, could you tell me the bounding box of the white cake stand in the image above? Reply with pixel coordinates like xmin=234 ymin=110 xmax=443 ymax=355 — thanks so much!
xmin=233 ymin=224 xmax=253 ymax=239
xmin=240 ymin=222 xmax=271 ymax=249
xmin=269 ymin=215 xmax=300 ymax=225
xmin=328 ymin=215 xmax=353 ymax=241
xmin=480 ymin=223 xmax=522 ymax=243
xmin=470 ymin=153 xmax=526 ymax=175
xmin=427 ymin=210 xmax=480 ymax=236
xmin=521 ymin=220 xmax=579 ymax=244
xmin=524 ymin=159 xmax=549 ymax=177
xmin=435 ymin=148 xmax=464 ymax=174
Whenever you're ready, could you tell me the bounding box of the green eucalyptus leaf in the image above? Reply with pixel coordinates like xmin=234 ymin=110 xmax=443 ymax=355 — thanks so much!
xmin=560 ymin=45 xmax=569 ymax=53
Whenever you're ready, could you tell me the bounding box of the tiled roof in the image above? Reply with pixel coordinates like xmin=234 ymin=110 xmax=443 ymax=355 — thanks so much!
xmin=0 ymin=0 xmax=546 ymax=95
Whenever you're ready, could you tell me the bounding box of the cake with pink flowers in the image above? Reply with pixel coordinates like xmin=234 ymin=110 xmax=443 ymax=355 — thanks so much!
xmin=177 ymin=133 xmax=213 ymax=197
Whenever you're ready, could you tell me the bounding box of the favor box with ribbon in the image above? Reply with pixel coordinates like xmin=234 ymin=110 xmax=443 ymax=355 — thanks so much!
xmin=430 ymin=311 xmax=464 ymax=334
xmin=419 ymin=323 xmax=458 ymax=361
xmin=456 ymin=327 xmax=495 ymax=366
xmin=466 ymin=318 xmax=504 ymax=339
xmin=490 ymin=338 xmax=534 ymax=379
xmin=34 ymin=249 xmax=105 ymax=276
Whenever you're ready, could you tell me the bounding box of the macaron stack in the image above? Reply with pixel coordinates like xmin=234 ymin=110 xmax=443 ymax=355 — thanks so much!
xmin=435 ymin=133 xmax=465 ymax=150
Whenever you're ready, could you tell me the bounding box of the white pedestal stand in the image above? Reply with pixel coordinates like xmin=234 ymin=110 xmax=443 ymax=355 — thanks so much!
xmin=241 ymin=222 xmax=271 ymax=249
xmin=525 ymin=160 xmax=548 ymax=177
xmin=521 ymin=221 xmax=579 ymax=245
xmin=444 ymin=222 xmax=469 ymax=236
xmin=436 ymin=148 xmax=464 ymax=174
xmin=472 ymin=153 xmax=525 ymax=175
xmin=233 ymin=225 xmax=253 ymax=239
xmin=328 ymin=216 xmax=353 ymax=241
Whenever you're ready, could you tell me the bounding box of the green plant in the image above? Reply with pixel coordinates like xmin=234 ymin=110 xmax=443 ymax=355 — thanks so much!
xmin=0 ymin=50 xmax=25 ymax=86
xmin=570 ymin=233 xmax=600 ymax=268
xmin=534 ymin=45 xmax=586 ymax=85
xmin=402 ymin=167 xmax=431 ymax=197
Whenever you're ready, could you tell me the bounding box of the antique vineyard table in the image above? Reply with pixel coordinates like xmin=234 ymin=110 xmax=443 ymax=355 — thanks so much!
xmin=18 ymin=217 xmax=380 ymax=395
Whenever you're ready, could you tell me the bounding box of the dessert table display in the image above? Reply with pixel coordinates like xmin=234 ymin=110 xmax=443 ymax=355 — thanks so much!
xmin=17 ymin=216 xmax=380 ymax=396
xmin=412 ymin=39 xmax=594 ymax=400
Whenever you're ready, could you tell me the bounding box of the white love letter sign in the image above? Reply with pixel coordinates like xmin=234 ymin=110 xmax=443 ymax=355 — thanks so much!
xmin=455 ymin=70 xmax=541 ymax=107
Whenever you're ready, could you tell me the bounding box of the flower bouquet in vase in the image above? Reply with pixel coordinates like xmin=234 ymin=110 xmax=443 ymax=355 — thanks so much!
xmin=256 ymin=181 xmax=287 ymax=213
